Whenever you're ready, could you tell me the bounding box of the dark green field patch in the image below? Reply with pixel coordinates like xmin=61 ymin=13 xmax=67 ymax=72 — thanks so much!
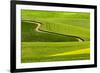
xmin=21 ymin=21 xmax=78 ymax=42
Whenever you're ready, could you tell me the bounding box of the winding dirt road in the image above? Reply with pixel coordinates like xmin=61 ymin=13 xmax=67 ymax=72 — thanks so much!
xmin=22 ymin=20 xmax=84 ymax=42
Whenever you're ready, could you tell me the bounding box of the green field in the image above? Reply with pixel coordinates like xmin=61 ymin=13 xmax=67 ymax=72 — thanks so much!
xmin=21 ymin=10 xmax=90 ymax=63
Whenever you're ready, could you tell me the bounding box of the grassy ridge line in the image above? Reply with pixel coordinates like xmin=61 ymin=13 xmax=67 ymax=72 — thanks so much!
xmin=22 ymin=41 xmax=90 ymax=46
xmin=22 ymin=41 xmax=90 ymax=57
xmin=21 ymin=42 xmax=90 ymax=62
xmin=22 ymin=20 xmax=84 ymax=42
xmin=22 ymin=54 xmax=90 ymax=63
xmin=50 ymin=48 xmax=90 ymax=56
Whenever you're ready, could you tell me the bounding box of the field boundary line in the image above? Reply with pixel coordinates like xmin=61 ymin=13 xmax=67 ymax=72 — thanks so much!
xmin=22 ymin=20 xmax=85 ymax=42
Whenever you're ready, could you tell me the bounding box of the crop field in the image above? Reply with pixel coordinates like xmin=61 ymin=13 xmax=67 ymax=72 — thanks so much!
xmin=21 ymin=10 xmax=90 ymax=63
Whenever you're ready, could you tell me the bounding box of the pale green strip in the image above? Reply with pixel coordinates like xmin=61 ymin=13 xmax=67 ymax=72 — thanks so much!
xmin=50 ymin=48 xmax=90 ymax=56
